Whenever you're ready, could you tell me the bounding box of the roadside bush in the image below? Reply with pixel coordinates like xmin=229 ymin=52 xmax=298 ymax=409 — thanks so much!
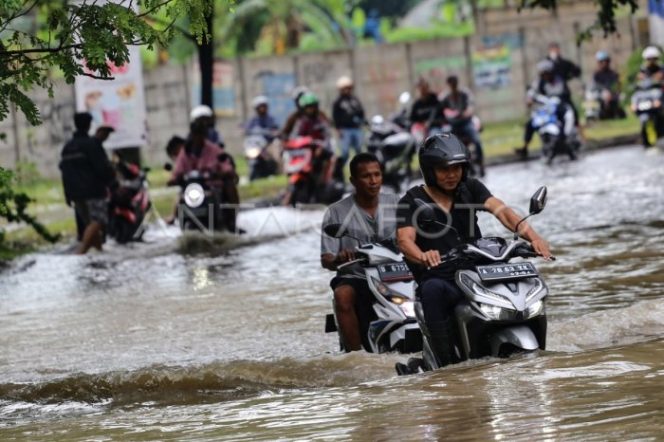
xmin=0 ymin=167 xmax=59 ymax=256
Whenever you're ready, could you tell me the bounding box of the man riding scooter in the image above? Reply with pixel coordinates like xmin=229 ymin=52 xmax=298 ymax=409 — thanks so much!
xmin=516 ymin=60 xmax=576 ymax=159
xmin=321 ymin=153 xmax=400 ymax=352
xmin=282 ymin=92 xmax=338 ymax=206
xmin=244 ymin=95 xmax=279 ymax=180
xmin=433 ymin=75 xmax=485 ymax=176
xmin=168 ymin=120 xmax=240 ymax=233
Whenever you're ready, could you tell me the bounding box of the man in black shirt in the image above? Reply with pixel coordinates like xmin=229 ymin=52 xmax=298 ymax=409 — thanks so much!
xmin=59 ymin=112 xmax=116 ymax=254
xmin=409 ymin=78 xmax=439 ymax=131
xmin=332 ymin=76 xmax=366 ymax=167
xmin=396 ymin=134 xmax=551 ymax=366
xmin=434 ymin=75 xmax=485 ymax=175
xmin=638 ymin=46 xmax=664 ymax=82
xmin=547 ymin=42 xmax=582 ymax=126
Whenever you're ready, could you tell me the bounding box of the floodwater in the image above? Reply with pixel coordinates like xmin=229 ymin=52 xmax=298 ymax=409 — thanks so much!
xmin=1 ymin=146 xmax=664 ymax=441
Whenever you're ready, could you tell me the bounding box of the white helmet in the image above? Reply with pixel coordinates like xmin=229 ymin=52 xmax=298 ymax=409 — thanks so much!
xmin=642 ymin=46 xmax=661 ymax=60
xmin=252 ymin=95 xmax=269 ymax=108
xmin=336 ymin=75 xmax=353 ymax=89
xmin=190 ymin=105 xmax=213 ymax=122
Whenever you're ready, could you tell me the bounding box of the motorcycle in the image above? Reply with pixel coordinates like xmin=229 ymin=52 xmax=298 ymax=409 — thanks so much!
xmin=366 ymin=115 xmax=417 ymax=193
xmin=631 ymin=78 xmax=664 ymax=147
xmin=243 ymin=128 xmax=278 ymax=181
xmin=323 ymin=224 xmax=422 ymax=354
xmin=108 ymin=161 xmax=151 ymax=244
xmin=281 ymin=136 xmax=344 ymax=206
xmin=396 ymin=186 xmax=551 ymax=374
xmin=530 ymin=95 xmax=580 ymax=164
xmin=164 ymin=163 xmax=227 ymax=233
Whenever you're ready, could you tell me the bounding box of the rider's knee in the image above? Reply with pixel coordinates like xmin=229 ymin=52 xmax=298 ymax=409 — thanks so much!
xmin=334 ymin=285 xmax=356 ymax=313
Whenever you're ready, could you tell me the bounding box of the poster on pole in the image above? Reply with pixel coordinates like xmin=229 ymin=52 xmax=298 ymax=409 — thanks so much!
xmin=74 ymin=44 xmax=148 ymax=149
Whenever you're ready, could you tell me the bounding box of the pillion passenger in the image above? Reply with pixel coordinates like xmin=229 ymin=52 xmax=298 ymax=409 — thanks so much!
xmin=321 ymin=153 xmax=400 ymax=351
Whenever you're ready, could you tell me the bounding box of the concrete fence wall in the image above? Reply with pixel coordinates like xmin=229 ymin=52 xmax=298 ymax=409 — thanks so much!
xmin=0 ymin=5 xmax=646 ymax=179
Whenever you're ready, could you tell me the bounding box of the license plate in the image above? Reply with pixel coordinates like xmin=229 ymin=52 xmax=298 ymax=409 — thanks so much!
xmin=377 ymin=263 xmax=413 ymax=282
xmin=476 ymin=262 xmax=538 ymax=282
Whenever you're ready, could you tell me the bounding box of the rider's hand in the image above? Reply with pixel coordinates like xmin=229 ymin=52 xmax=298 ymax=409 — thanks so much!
xmin=336 ymin=249 xmax=356 ymax=264
xmin=531 ymin=238 xmax=553 ymax=261
xmin=421 ymin=250 xmax=442 ymax=268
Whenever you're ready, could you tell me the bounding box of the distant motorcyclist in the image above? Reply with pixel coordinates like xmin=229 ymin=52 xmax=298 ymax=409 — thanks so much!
xmin=591 ymin=51 xmax=625 ymax=119
xmin=280 ymin=86 xmax=333 ymax=140
xmin=515 ymin=60 xmax=574 ymax=159
xmin=547 ymin=42 xmax=582 ymax=86
xmin=637 ymin=46 xmax=664 ymax=82
xmin=396 ymin=134 xmax=552 ymax=367
xmin=332 ymin=75 xmax=366 ymax=166
xmin=245 ymin=95 xmax=279 ymax=141
xmin=321 ymin=153 xmax=399 ymax=351
xmin=168 ymin=120 xmax=240 ymax=232
xmin=409 ymin=77 xmax=439 ymax=130
xmin=190 ymin=104 xmax=225 ymax=148
xmin=433 ymin=75 xmax=485 ymax=176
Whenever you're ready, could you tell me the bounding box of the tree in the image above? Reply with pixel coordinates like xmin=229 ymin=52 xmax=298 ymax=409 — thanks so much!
xmin=0 ymin=0 xmax=212 ymax=126
xmin=219 ymin=0 xmax=354 ymax=55
xmin=0 ymin=0 xmax=213 ymax=248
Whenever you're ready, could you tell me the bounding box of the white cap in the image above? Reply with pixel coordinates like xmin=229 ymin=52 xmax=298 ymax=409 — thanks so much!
xmin=252 ymin=95 xmax=269 ymax=108
xmin=643 ymin=46 xmax=661 ymax=60
xmin=190 ymin=105 xmax=213 ymax=122
xmin=336 ymin=75 xmax=353 ymax=89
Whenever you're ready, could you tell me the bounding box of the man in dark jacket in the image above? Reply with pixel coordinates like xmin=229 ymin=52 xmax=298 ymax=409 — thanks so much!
xmin=332 ymin=76 xmax=366 ymax=166
xmin=547 ymin=42 xmax=582 ymax=123
xmin=59 ymin=112 xmax=116 ymax=254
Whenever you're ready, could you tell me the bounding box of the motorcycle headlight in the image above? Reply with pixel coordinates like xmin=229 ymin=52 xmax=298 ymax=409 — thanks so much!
xmin=371 ymin=277 xmax=412 ymax=308
xmin=183 ymin=183 xmax=205 ymax=208
xmin=525 ymin=300 xmax=544 ymax=319
xmin=399 ymin=301 xmax=416 ymax=318
xmin=478 ymin=303 xmax=517 ymax=321
xmin=246 ymin=147 xmax=261 ymax=159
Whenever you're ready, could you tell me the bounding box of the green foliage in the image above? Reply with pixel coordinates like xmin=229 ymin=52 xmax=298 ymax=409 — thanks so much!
xmin=385 ymin=21 xmax=475 ymax=43
xmin=0 ymin=167 xmax=59 ymax=248
xmin=519 ymin=0 xmax=639 ymax=40
xmin=0 ymin=0 xmax=213 ymax=126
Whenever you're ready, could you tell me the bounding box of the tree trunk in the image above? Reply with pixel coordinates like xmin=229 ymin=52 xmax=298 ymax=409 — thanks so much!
xmin=198 ymin=8 xmax=214 ymax=108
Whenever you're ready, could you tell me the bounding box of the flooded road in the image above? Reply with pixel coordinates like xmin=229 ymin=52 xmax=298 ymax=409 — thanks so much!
xmin=1 ymin=146 xmax=664 ymax=440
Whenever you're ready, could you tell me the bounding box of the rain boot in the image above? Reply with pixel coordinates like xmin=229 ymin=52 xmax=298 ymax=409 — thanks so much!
xmin=427 ymin=319 xmax=456 ymax=368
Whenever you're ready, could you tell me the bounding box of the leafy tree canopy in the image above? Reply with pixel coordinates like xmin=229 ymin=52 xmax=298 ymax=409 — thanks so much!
xmin=0 ymin=0 xmax=214 ymax=126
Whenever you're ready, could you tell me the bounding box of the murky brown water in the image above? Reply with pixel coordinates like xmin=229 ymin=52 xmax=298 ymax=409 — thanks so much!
xmin=1 ymin=146 xmax=664 ymax=441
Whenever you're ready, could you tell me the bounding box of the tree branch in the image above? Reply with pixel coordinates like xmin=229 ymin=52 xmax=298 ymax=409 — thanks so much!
xmin=136 ymin=0 xmax=177 ymax=18
xmin=145 ymin=14 xmax=196 ymax=41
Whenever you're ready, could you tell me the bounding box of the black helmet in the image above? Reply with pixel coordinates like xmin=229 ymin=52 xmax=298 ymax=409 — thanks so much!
xmin=419 ymin=133 xmax=470 ymax=188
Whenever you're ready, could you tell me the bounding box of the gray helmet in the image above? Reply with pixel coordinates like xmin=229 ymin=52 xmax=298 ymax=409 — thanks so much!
xmin=419 ymin=133 xmax=470 ymax=189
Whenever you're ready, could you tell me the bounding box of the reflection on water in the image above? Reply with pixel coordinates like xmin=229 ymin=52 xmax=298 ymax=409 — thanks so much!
xmin=1 ymin=146 xmax=664 ymax=440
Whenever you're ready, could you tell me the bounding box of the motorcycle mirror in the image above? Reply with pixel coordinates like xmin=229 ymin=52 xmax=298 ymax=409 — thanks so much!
xmin=399 ymin=91 xmax=411 ymax=105
xmin=529 ymin=186 xmax=547 ymax=215
xmin=514 ymin=186 xmax=548 ymax=239
xmin=164 ymin=163 xmax=173 ymax=171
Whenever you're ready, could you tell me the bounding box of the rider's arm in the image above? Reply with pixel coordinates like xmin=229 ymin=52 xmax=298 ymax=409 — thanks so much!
xmin=397 ymin=226 xmax=442 ymax=268
xmin=484 ymin=196 xmax=552 ymax=259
